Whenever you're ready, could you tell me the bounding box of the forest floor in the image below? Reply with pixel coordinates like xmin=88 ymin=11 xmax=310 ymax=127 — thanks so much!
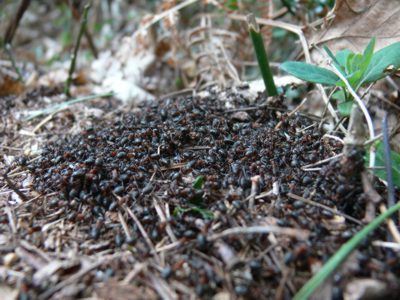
xmin=1 ymin=83 xmax=399 ymax=299
xmin=1 ymin=1 xmax=400 ymax=300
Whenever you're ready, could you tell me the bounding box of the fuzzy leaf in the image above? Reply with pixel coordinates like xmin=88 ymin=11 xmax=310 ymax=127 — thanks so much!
xmin=280 ymin=62 xmax=339 ymax=85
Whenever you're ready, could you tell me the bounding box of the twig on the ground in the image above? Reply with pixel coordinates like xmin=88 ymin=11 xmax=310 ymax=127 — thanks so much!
xmin=155 ymin=241 xmax=182 ymax=253
xmin=372 ymin=240 xmax=400 ymax=251
xmin=301 ymin=153 xmax=343 ymax=171
xmin=379 ymin=204 xmax=400 ymax=243
xmin=323 ymin=134 xmax=344 ymax=144
xmin=147 ymin=272 xmax=177 ymax=300
xmin=124 ymin=205 xmax=161 ymax=264
xmin=275 ymin=98 xmax=307 ymax=130
xmin=361 ymin=171 xmax=380 ymax=223
xmin=64 ymin=3 xmax=91 ymax=96
xmin=371 ymin=90 xmax=400 ymax=112
xmin=153 ymin=198 xmax=178 ymax=243
xmin=208 ymin=225 xmax=310 ymax=241
xmin=118 ymin=210 xmax=132 ymax=241
xmin=249 ymin=175 xmax=260 ymax=211
xmin=287 ymin=193 xmax=362 ymax=225
xmin=4 ymin=205 xmax=17 ymax=234
xmin=38 ymin=252 xmax=127 ymax=300
xmin=2 ymin=171 xmax=29 ymax=202
xmin=121 ymin=262 xmax=148 ymax=285
xmin=225 ymin=105 xmax=322 ymax=122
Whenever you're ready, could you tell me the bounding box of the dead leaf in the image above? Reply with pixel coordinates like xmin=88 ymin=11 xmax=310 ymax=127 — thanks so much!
xmin=307 ymin=0 xmax=400 ymax=64
xmin=0 ymin=75 xmax=24 ymax=96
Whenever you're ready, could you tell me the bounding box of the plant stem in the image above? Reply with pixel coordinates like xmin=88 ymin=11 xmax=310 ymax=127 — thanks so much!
xmin=3 ymin=0 xmax=31 ymax=46
xmin=247 ymin=13 xmax=278 ymax=97
xmin=294 ymin=201 xmax=400 ymax=300
xmin=64 ymin=3 xmax=91 ymax=96
xmin=5 ymin=43 xmax=24 ymax=82
xmin=68 ymin=1 xmax=98 ymax=58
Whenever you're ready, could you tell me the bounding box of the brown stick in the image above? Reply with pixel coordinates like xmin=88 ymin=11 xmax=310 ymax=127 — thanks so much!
xmin=3 ymin=0 xmax=31 ymax=45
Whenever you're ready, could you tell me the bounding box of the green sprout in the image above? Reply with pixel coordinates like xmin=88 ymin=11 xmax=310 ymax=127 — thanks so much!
xmin=281 ymin=38 xmax=400 ymax=116
xmin=247 ymin=13 xmax=278 ymax=97
xmin=193 ymin=175 xmax=205 ymax=189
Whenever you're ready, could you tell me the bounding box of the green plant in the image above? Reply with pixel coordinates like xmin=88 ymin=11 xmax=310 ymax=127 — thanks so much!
xmin=193 ymin=175 xmax=205 ymax=189
xmin=172 ymin=175 xmax=213 ymax=220
xmin=173 ymin=206 xmax=214 ymax=220
xmin=247 ymin=13 xmax=278 ymax=97
xmin=366 ymin=141 xmax=400 ymax=188
xmin=281 ymin=38 xmax=400 ymax=116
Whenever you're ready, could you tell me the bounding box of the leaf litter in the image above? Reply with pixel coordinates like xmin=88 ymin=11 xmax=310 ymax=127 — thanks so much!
xmin=0 ymin=87 xmax=398 ymax=299
xmin=1 ymin=1 xmax=400 ymax=299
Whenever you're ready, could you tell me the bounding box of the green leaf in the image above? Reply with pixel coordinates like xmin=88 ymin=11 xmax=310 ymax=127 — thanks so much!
xmin=248 ymin=15 xmax=278 ymax=96
xmin=189 ymin=207 xmax=214 ymax=220
xmin=324 ymin=46 xmax=345 ymax=75
xmin=350 ymin=53 xmax=363 ymax=73
xmin=193 ymin=176 xmax=205 ymax=189
xmin=345 ymin=53 xmax=355 ymax=74
xmin=224 ymin=0 xmax=238 ymax=10
xmin=324 ymin=46 xmax=338 ymax=64
xmin=173 ymin=206 xmax=214 ymax=220
xmin=361 ymin=37 xmax=375 ymax=73
xmin=367 ymin=141 xmax=400 ymax=188
xmin=361 ymin=41 xmax=400 ymax=86
xmin=335 ymin=49 xmax=353 ymax=68
xmin=280 ymin=61 xmax=339 ymax=85
xmin=337 ymin=101 xmax=353 ymax=117
xmin=332 ymin=90 xmax=347 ymax=102
xmin=346 ymin=69 xmax=364 ymax=89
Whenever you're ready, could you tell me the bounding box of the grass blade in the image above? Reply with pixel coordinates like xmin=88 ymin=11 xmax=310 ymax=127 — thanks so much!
xmin=247 ymin=13 xmax=278 ymax=97
xmin=64 ymin=3 xmax=91 ymax=96
xmin=25 ymin=91 xmax=114 ymax=121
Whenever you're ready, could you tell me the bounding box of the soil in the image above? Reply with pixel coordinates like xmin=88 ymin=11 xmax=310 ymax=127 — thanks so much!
xmin=1 ymin=85 xmax=399 ymax=300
